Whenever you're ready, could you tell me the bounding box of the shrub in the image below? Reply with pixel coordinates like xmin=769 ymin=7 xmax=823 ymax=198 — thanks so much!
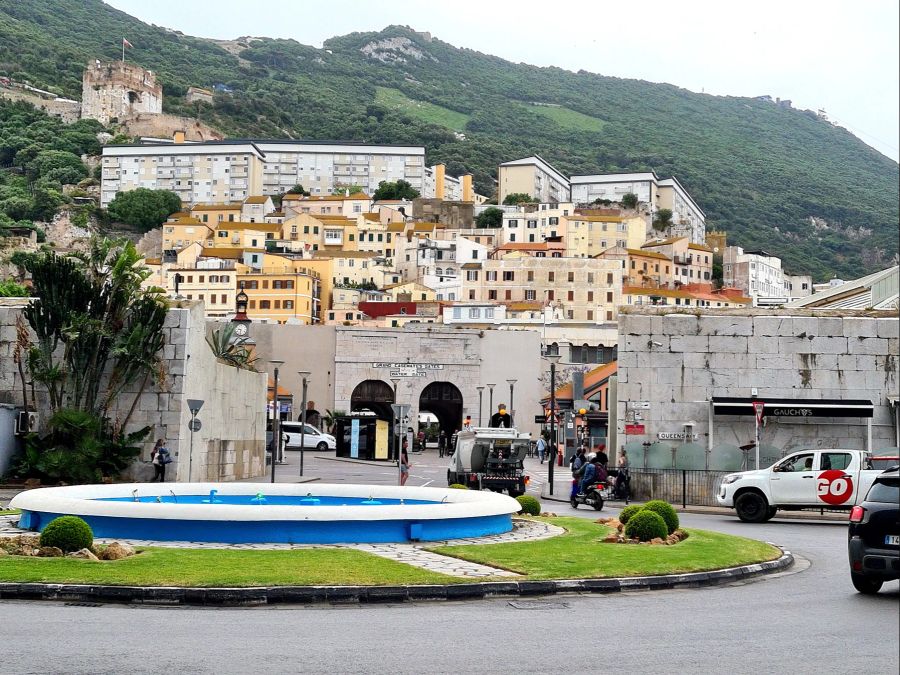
xmin=618 ymin=504 xmax=643 ymax=525
xmin=516 ymin=495 xmax=542 ymax=516
xmin=642 ymin=500 xmax=680 ymax=535
xmin=39 ymin=515 xmax=93 ymax=552
xmin=448 ymin=483 xmax=468 ymax=489
xmin=624 ymin=510 xmax=668 ymax=542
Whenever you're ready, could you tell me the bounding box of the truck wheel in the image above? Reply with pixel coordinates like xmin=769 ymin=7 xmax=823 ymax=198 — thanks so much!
xmin=508 ymin=489 xmax=524 ymax=497
xmin=851 ymin=572 xmax=883 ymax=595
xmin=763 ymin=506 xmax=778 ymax=522
xmin=735 ymin=492 xmax=769 ymax=523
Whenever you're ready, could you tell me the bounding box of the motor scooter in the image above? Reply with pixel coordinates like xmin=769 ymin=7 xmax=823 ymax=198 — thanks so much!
xmin=570 ymin=480 xmax=605 ymax=510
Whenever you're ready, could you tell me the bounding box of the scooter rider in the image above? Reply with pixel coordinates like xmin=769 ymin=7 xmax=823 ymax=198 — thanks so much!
xmin=577 ymin=456 xmax=605 ymax=495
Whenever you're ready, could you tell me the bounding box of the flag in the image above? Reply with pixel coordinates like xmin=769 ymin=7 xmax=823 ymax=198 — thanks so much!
xmin=123 ymin=38 xmax=133 ymax=49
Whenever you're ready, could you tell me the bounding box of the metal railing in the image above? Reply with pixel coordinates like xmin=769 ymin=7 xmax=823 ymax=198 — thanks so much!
xmin=629 ymin=469 xmax=731 ymax=507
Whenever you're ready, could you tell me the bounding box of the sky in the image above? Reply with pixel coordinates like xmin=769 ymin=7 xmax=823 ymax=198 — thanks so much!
xmin=106 ymin=0 xmax=900 ymax=162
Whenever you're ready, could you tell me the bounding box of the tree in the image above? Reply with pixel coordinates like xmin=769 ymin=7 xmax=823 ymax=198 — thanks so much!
xmin=332 ymin=184 xmax=364 ymax=195
xmin=373 ymin=179 xmax=419 ymax=201
xmin=27 ymin=150 xmax=87 ymax=182
xmin=106 ymin=188 xmax=182 ymax=231
xmin=621 ymin=192 xmax=638 ymax=209
xmin=14 ymin=239 xmax=168 ymax=483
xmin=286 ymin=184 xmax=309 ymax=196
xmin=652 ymin=208 xmax=673 ymax=232
xmin=475 ymin=206 xmax=504 ymax=228
xmin=502 ymin=192 xmax=536 ymax=206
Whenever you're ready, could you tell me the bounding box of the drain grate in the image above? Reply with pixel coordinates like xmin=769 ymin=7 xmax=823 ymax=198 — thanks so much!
xmin=508 ymin=600 xmax=570 ymax=610
xmin=64 ymin=601 xmax=103 ymax=607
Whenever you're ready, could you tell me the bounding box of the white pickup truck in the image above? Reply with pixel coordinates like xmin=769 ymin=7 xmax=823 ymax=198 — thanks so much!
xmin=716 ymin=449 xmax=881 ymax=522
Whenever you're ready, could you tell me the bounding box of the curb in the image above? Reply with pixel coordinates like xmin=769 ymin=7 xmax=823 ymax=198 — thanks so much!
xmin=0 ymin=550 xmax=793 ymax=606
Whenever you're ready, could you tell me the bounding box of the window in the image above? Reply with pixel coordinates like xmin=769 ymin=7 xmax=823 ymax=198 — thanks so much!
xmin=527 ymin=220 xmax=537 ymax=229
xmin=607 ymin=273 xmax=614 ymax=285
xmin=488 ymin=289 xmax=497 ymax=300
xmin=775 ymin=453 xmax=815 ymax=473
xmin=249 ymin=300 xmax=256 ymax=309
xmin=452 ymin=307 xmax=462 ymax=319
xmin=259 ymin=300 xmax=271 ymax=309
xmin=468 ymin=289 xmax=476 ymax=300
xmin=567 ymin=310 xmax=574 ymax=319
xmin=274 ymin=300 xmax=281 ymax=309
xmin=567 ymin=291 xmax=574 ymax=301
xmin=220 ymin=294 xmax=226 ymax=304
xmin=469 ymin=308 xmax=480 ymax=318
xmin=508 ymin=219 xmax=518 ymax=228
xmin=505 ymin=290 xmax=511 ymax=300
xmin=218 ymin=231 xmax=228 ymax=238
xmin=471 ymin=250 xmax=478 ymax=259
xmin=820 ymin=453 xmax=852 ymax=471
xmin=606 ymin=292 xmax=613 ymax=302
xmin=262 ymin=280 xmax=269 ymax=289
xmin=466 ymin=270 xmax=479 ymax=281
xmin=525 ymin=289 xmax=536 ymax=300
xmin=606 ymin=311 xmax=613 ymax=320
xmin=484 ymin=308 xmax=494 ymax=319
xmin=587 ymin=273 xmax=594 ymax=284
xmin=502 ymin=271 xmax=515 ymax=281
xmin=588 ymin=291 xmax=594 ymax=302
xmin=548 ymin=271 xmax=555 ymax=282
xmin=527 ymin=271 xmax=534 ymax=282
xmin=509 ymin=233 xmax=516 ymax=242
xmin=486 ymin=271 xmax=498 ymax=281
xmin=587 ymin=310 xmax=593 ymax=320
xmin=568 ymin=272 xmax=574 ymax=283
xmin=547 ymin=290 xmax=555 ymax=300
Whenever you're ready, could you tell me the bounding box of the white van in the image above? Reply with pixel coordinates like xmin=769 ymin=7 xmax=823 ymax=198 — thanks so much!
xmin=281 ymin=422 xmax=336 ymax=451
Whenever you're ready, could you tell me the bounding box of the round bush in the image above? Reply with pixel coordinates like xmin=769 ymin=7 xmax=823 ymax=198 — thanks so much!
xmin=448 ymin=483 xmax=469 ymax=490
xmin=618 ymin=504 xmax=643 ymax=525
xmin=624 ymin=510 xmax=668 ymax=542
xmin=642 ymin=500 xmax=680 ymax=535
xmin=39 ymin=516 xmax=94 ymax=553
xmin=516 ymin=495 xmax=542 ymax=516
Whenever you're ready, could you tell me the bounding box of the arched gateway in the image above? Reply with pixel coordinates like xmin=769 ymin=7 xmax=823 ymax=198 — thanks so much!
xmin=418 ymin=381 xmax=464 ymax=435
xmin=350 ymin=380 xmax=395 ymax=420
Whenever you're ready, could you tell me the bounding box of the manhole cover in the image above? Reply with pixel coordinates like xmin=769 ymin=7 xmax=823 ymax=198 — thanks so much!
xmin=508 ymin=600 xmax=570 ymax=610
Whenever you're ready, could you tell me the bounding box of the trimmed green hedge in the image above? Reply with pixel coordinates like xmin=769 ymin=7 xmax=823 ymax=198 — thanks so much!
xmin=39 ymin=515 xmax=93 ymax=552
xmin=624 ymin=510 xmax=668 ymax=542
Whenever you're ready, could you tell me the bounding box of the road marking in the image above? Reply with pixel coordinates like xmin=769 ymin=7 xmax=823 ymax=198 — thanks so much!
xmin=419 ymin=480 xmax=434 ymax=487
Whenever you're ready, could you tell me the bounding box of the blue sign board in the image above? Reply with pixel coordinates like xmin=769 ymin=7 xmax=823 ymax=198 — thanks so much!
xmin=350 ymin=419 xmax=360 ymax=459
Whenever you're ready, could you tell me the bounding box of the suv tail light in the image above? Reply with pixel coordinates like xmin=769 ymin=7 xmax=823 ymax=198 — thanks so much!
xmin=849 ymin=505 xmax=865 ymax=523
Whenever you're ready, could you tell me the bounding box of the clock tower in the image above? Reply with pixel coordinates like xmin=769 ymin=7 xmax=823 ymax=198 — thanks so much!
xmin=232 ymin=288 xmax=251 ymax=338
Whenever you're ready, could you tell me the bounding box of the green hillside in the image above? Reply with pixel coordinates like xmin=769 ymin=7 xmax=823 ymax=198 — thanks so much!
xmin=0 ymin=1 xmax=897 ymax=280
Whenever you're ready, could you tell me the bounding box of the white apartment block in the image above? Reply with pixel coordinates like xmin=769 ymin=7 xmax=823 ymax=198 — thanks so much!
xmin=723 ymin=246 xmax=787 ymax=306
xmin=501 ymin=203 xmax=574 ymax=244
xmin=569 ymin=172 xmax=706 ymax=243
xmin=101 ymin=139 xmax=425 ymax=207
xmin=498 ymin=156 xmax=571 ymax=204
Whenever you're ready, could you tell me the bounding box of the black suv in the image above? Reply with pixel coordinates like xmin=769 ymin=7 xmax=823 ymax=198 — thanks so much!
xmin=848 ymin=466 xmax=900 ymax=594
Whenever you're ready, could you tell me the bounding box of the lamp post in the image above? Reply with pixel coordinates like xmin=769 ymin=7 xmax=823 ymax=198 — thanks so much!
xmin=298 ymin=370 xmax=310 ymax=477
xmin=476 ymin=386 xmax=485 ymax=427
xmin=269 ymin=359 xmax=285 ymax=483
xmin=186 ymin=399 xmax=204 ymax=482
xmin=507 ymin=379 xmax=517 ymax=425
xmin=546 ymin=354 xmax=561 ymax=495
xmin=391 ymin=377 xmax=401 ymax=484
xmin=487 ymin=383 xmax=496 ymax=419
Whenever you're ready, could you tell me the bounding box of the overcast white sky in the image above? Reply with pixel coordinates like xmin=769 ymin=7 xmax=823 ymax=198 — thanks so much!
xmin=106 ymin=0 xmax=899 ymax=161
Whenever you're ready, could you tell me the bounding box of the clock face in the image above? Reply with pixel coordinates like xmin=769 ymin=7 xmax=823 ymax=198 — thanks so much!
xmin=234 ymin=323 xmax=248 ymax=337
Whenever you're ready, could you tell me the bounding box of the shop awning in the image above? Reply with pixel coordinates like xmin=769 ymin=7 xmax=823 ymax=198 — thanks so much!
xmin=711 ymin=397 xmax=874 ymax=418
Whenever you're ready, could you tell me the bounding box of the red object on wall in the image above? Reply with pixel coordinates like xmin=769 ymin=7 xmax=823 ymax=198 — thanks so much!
xmin=358 ymin=301 xmax=417 ymax=319
xmin=624 ymin=424 xmax=645 ymax=434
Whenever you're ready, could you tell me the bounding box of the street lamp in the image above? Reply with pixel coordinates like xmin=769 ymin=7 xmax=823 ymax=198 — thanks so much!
xmin=486 ymin=383 xmax=496 ymax=419
xmin=476 ymin=386 xmax=485 ymax=427
xmin=545 ymin=353 xmax=561 ymax=495
xmin=298 ymin=370 xmax=311 ymax=477
xmin=507 ymin=379 xmax=517 ymax=425
xmin=186 ymin=398 xmax=204 ymax=482
xmin=268 ymin=359 xmax=285 ymax=483
xmin=391 ymin=377 xmax=401 ymax=483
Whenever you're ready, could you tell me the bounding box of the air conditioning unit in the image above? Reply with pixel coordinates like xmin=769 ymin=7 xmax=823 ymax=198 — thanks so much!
xmin=15 ymin=411 xmax=38 ymax=435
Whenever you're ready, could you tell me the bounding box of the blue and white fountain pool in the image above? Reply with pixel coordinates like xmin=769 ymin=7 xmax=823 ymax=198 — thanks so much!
xmin=10 ymin=483 xmax=521 ymax=544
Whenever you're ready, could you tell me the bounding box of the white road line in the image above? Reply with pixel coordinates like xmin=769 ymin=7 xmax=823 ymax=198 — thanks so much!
xmin=419 ymin=480 xmax=434 ymax=487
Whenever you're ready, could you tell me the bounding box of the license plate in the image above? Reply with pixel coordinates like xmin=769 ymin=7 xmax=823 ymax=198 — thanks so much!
xmin=886 ymin=535 xmax=900 ymax=546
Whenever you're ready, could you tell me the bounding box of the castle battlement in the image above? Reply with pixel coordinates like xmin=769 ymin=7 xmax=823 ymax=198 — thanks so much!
xmin=81 ymin=60 xmax=162 ymax=125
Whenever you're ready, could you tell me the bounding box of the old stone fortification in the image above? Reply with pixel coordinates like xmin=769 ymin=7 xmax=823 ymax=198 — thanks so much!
xmin=0 ymin=86 xmax=81 ymax=123
xmin=617 ymin=307 xmax=898 ymax=472
xmin=81 ymin=61 xmax=162 ymax=125
xmin=0 ymin=300 xmax=266 ymax=482
xmin=120 ymin=112 xmax=223 ymax=142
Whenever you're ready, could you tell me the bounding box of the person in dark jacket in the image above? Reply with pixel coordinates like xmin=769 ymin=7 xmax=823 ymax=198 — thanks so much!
xmin=489 ymin=404 xmax=512 ymax=428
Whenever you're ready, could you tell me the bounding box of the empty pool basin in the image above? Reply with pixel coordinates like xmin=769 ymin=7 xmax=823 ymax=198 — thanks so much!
xmin=10 ymin=483 xmax=522 ymax=544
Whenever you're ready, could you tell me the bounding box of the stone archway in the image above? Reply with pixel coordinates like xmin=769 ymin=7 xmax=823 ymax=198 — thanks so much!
xmin=418 ymin=381 xmax=464 ymax=436
xmin=350 ymin=379 xmax=395 ymax=421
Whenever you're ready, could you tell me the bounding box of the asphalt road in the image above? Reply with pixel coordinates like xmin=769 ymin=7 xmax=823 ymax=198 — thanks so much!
xmin=2 ymin=450 xmax=897 ymax=674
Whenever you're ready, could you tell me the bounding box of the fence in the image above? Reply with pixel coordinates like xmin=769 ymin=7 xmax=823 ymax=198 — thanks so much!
xmin=629 ymin=469 xmax=731 ymax=507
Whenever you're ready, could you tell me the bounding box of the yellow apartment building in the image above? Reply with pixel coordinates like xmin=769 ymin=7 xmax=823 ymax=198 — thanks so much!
xmin=191 ymin=202 xmax=244 ymax=225
xmin=459 ymin=254 xmax=623 ymax=322
xmin=381 ymin=281 xmax=437 ymax=302
xmin=162 ymin=218 xmax=213 ymax=251
xmin=562 ymin=214 xmax=647 ymax=257
xmin=237 ymin=263 xmax=321 ymax=324
xmin=641 ymin=237 xmax=713 ymax=284
xmin=311 ymin=250 xmax=380 ymax=288
xmin=282 ymin=192 xmax=373 ymax=219
xmin=211 ymin=221 xmax=281 ymax=252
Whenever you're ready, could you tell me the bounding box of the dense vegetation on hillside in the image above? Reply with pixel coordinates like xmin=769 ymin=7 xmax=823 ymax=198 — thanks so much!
xmin=0 ymin=1 xmax=896 ymax=280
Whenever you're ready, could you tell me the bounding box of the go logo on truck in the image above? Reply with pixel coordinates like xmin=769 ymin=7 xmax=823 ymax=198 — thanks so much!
xmin=816 ymin=469 xmax=853 ymax=505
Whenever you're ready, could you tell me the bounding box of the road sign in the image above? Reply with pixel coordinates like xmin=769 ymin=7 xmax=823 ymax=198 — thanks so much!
xmin=629 ymin=401 xmax=651 ymax=410
xmin=534 ymin=415 xmax=548 ymax=424
xmin=624 ymin=423 xmax=645 ymax=434
xmin=391 ymin=404 xmax=411 ymax=420
xmin=188 ymin=418 xmax=202 ymax=432
xmin=752 ymin=401 xmax=765 ymax=425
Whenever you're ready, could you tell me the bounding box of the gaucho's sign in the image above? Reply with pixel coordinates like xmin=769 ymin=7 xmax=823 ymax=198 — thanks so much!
xmin=711 ymin=397 xmax=873 ymax=419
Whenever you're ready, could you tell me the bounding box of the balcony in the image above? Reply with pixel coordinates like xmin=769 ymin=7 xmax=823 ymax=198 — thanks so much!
xmin=673 ymin=255 xmax=693 ymax=266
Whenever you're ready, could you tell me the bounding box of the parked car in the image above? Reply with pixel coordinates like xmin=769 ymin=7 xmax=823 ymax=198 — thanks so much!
xmin=847 ymin=466 xmax=900 ymax=594
xmin=281 ymin=422 xmax=336 ymax=451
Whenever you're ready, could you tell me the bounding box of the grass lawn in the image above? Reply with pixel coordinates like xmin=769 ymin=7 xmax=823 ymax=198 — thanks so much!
xmin=429 ymin=517 xmax=780 ymax=579
xmin=375 ymin=87 xmax=470 ymax=131
xmin=529 ymin=104 xmax=606 ymax=132
xmin=0 ymin=509 xmax=20 ymax=515
xmin=0 ymin=547 xmax=463 ymax=587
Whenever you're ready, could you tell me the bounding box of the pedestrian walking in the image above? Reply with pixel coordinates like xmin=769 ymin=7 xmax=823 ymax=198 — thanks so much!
xmin=438 ymin=430 xmax=448 ymax=458
xmin=150 ymin=439 xmax=171 ymax=482
xmin=400 ymin=446 xmax=411 ymax=486
xmin=536 ymin=435 xmax=547 ymax=463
